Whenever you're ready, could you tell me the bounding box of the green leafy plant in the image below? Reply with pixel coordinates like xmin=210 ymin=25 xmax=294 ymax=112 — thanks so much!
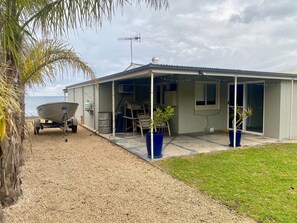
xmin=232 ymin=107 xmax=253 ymax=128
xmin=150 ymin=106 xmax=174 ymax=131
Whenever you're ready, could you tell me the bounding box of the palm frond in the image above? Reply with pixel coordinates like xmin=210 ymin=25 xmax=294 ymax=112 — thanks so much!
xmin=21 ymin=39 xmax=96 ymax=89
xmin=0 ymin=0 xmax=37 ymax=64
xmin=24 ymin=0 xmax=168 ymax=36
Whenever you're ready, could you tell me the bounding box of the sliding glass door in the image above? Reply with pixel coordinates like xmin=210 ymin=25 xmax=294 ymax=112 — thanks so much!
xmin=228 ymin=82 xmax=264 ymax=134
xmin=245 ymin=83 xmax=264 ymax=133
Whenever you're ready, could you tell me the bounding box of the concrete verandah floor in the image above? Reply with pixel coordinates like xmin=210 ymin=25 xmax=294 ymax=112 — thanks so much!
xmin=100 ymin=131 xmax=282 ymax=160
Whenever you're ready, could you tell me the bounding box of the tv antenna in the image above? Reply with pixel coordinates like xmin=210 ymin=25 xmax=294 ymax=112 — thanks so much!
xmin=118 ymin=34 xmax=141 ymax=64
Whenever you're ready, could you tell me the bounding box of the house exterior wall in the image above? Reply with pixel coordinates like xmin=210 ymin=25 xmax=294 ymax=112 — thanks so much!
xmin=67 ymin=88 xmax=75 ymax=102
xmin=279 ymin=81 xmax=290 ymax=139
xmin=67 ymin=82 xmax=137 ymax=132
xmin=99 ymin=83 xmax=112 ymax=112
xmin=82 ymin=85 xmax=95 ymax=129
xmin=278 ymin=80 xmax=297 ymax=139
xmin=169 ymin=106 xmax=178 ymax=134
xmin=292 ymin=82 xmax=297 ymax=138
xmin=177 ymin=81 xmax=228 ymax=134
xmin=264 ymin=80 xmax=281 ymax=138
xmin=67 ymin=87 xmax=84 ymax=124
xmin=94 ymin=85 xmax=99 ymax=131
xmin=76 ymin=87 xmax=84 ymax=124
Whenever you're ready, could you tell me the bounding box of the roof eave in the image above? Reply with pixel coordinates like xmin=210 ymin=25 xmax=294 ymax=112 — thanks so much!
xmin=65 ymin=64 xmax=297 ymax=89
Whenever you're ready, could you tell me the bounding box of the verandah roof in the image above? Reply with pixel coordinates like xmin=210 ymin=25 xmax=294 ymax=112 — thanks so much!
xmin=66 ymin=63 xmax=297 ymax=89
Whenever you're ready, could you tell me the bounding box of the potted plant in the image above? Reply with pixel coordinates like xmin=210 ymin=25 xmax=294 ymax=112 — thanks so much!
xmin=229 ymin=107 xmax=253 ymax=147
xmin=146 ymin=105 xmax=174 ymax=158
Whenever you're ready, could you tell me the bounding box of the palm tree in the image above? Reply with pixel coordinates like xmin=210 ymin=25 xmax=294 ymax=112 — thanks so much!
xmin=0 ymin=64 xmax=21 ymax=142
xmin=0 ymin=64 xmax=22 ymax=207
xmin=0 ymin=38 xmax=96 ymax=208
xmin=19 ymin=39 xmax=96 ymax=140
xmin=0 ymin=0 xmax=168 ymax=208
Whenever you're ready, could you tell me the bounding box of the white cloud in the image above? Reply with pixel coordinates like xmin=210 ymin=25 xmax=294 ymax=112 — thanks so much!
xmin=28 ymin=0 xmax=297 ymax=96
xmin=28 ymin=84 xmax=66 ymax=96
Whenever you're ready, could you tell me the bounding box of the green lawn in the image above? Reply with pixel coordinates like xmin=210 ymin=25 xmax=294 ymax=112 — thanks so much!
xmin=156 ymin=144 xmax=297 ymax=223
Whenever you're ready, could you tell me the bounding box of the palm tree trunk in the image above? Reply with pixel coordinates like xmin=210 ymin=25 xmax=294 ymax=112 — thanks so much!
xmin=19 ymin=88 xmax=26 ymax=167
xmin=0 ymin=67 xmax=23 ymax=207
xmin=0 ymin=123 xmax=22 ymax=206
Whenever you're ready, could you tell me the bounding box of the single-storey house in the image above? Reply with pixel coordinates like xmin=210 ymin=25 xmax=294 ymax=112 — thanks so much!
xmin=65 ymin=62 xmax=297 ymax=142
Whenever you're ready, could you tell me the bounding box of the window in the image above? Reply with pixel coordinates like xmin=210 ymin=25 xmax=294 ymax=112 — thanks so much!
xmin=155 ymin=83 xmax=168 ymax=105
xmin=195 ymin=81 xmax=220 ymax=110
xmin=135 ymin=85 xmax=150 ymax=103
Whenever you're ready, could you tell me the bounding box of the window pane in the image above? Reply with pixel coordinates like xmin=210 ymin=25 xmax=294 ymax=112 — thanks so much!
xmin=156 ymin=86 xmax=161 ymax=104
xmin=162 ymin=85 xmax=167 ymax=105
xmin=229 ymin=84 xmax=243 ymax=106
xmin=196 ymin=83 xmax=205 ymax=105
xmin=135 ymin=85 xmax=150 ymax=103
xmin=195 ymin=81 xmax=220 ymax=110
xmin=237 ymin=85 xmax=244 ymax=106
xmin=207 ymin=84 xmax=216 ymax=105
xmin=246 ymin=83 xmax=264 ymax=133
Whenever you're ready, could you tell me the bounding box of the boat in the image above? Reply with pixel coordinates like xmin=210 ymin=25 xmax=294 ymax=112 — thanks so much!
xmin=37 ymin=102 xmax=79 ymax=123
xmin=34 ymin=102 xmax=79 ymax=136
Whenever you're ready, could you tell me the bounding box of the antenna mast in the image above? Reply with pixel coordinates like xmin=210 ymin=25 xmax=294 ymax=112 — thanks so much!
xmin=118 ymin=34 xmax=141 ymax=64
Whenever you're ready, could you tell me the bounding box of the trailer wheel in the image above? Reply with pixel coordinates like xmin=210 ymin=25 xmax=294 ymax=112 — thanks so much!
xmin=34 ymin=127 xmax=40 ymax=135
xmin=71 ymin=125 xmax=77 ymax=133
xmin=34 ymin=118 xmax=41 ymax=135
xmin=71 ymin=117 xmax=78 ymax=133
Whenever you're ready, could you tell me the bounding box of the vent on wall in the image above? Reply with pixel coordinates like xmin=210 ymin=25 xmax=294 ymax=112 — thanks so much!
xmin=119 ymin=84 xmax=134 ymax=94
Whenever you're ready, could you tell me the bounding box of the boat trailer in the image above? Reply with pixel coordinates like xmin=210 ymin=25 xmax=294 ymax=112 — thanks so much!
xmin=33 ymin=107 xmax=78 ymax=135
xmin=33 ymin=117 xmax=78 ymax=135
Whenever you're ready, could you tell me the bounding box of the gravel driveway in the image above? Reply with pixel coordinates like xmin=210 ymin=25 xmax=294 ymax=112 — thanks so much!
xmin=4 ymin=126 xmax=255 ymax=223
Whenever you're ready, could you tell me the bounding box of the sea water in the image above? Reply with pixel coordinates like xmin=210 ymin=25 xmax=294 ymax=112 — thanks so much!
xmin=25 ymin=96 xmax=64 ymax=117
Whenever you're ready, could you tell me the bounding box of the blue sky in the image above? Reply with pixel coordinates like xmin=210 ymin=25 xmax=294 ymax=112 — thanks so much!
xmin=28 ymin=0 xmax=297 ymax=96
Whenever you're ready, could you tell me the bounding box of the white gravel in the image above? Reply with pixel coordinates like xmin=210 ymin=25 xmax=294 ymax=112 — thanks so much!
xmin=4 ymin=126 xmax=255 ymax=223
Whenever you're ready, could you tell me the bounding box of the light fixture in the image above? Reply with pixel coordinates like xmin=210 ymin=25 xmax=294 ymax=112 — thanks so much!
xmin=84 ymin=100 xmax=94 ymax=115
xmin=198 ymin=71 xmax=205 ymax=76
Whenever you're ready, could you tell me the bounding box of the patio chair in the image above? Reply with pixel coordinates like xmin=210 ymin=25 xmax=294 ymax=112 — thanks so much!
xmin=137 ymin=114 xmax=171 ymax=137
xmin=137 ymin=114 xmax=151 ymax=137
xmin=123 ymin=101 xmax=146 ymax=133
xmin=155 ymin=121 xmax=171 ymax=136
xmin=124 ymin=101 xmax=146 ymax=118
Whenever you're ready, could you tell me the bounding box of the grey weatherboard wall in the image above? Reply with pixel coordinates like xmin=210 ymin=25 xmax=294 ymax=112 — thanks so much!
xmin=263 ymin=80 xmax=281 ymax=138
xmin=279 ymin=80 xmax=297 ymax=139
xmin=177 ymin=81 xmax=228 ymax=134
xmin=83 ymin=85 xmax=95 ymax=129
xmin=263 ymin=80 xmax=297 ymax=139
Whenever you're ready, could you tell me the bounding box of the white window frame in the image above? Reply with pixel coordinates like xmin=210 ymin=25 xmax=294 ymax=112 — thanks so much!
xmin=195 ymin=81 xmax=220 ymax=110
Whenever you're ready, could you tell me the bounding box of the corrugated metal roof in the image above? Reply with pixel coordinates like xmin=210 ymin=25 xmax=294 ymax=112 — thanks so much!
xmin=66 ymin=63 xmax=297 ymax=89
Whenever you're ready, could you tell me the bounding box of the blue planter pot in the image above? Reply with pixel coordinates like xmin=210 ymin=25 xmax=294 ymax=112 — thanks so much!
xmin=145 ymin=132 xmax=163 ymax=158
xmin=229 ymin=130 xmax=241 ymax=147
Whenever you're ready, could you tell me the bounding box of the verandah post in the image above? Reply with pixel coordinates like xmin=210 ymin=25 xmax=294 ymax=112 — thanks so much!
xmin=233 ymin=76 xmax=238 ymax=148
xmin=150 ymin=71 xmax=154 ymax=160
xmin=112 ymin=81 xmax=115 ymax=137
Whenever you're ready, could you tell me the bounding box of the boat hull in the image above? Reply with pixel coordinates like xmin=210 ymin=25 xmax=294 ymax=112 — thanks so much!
xmin=37 ymin=102 xmax=79 ymax=123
